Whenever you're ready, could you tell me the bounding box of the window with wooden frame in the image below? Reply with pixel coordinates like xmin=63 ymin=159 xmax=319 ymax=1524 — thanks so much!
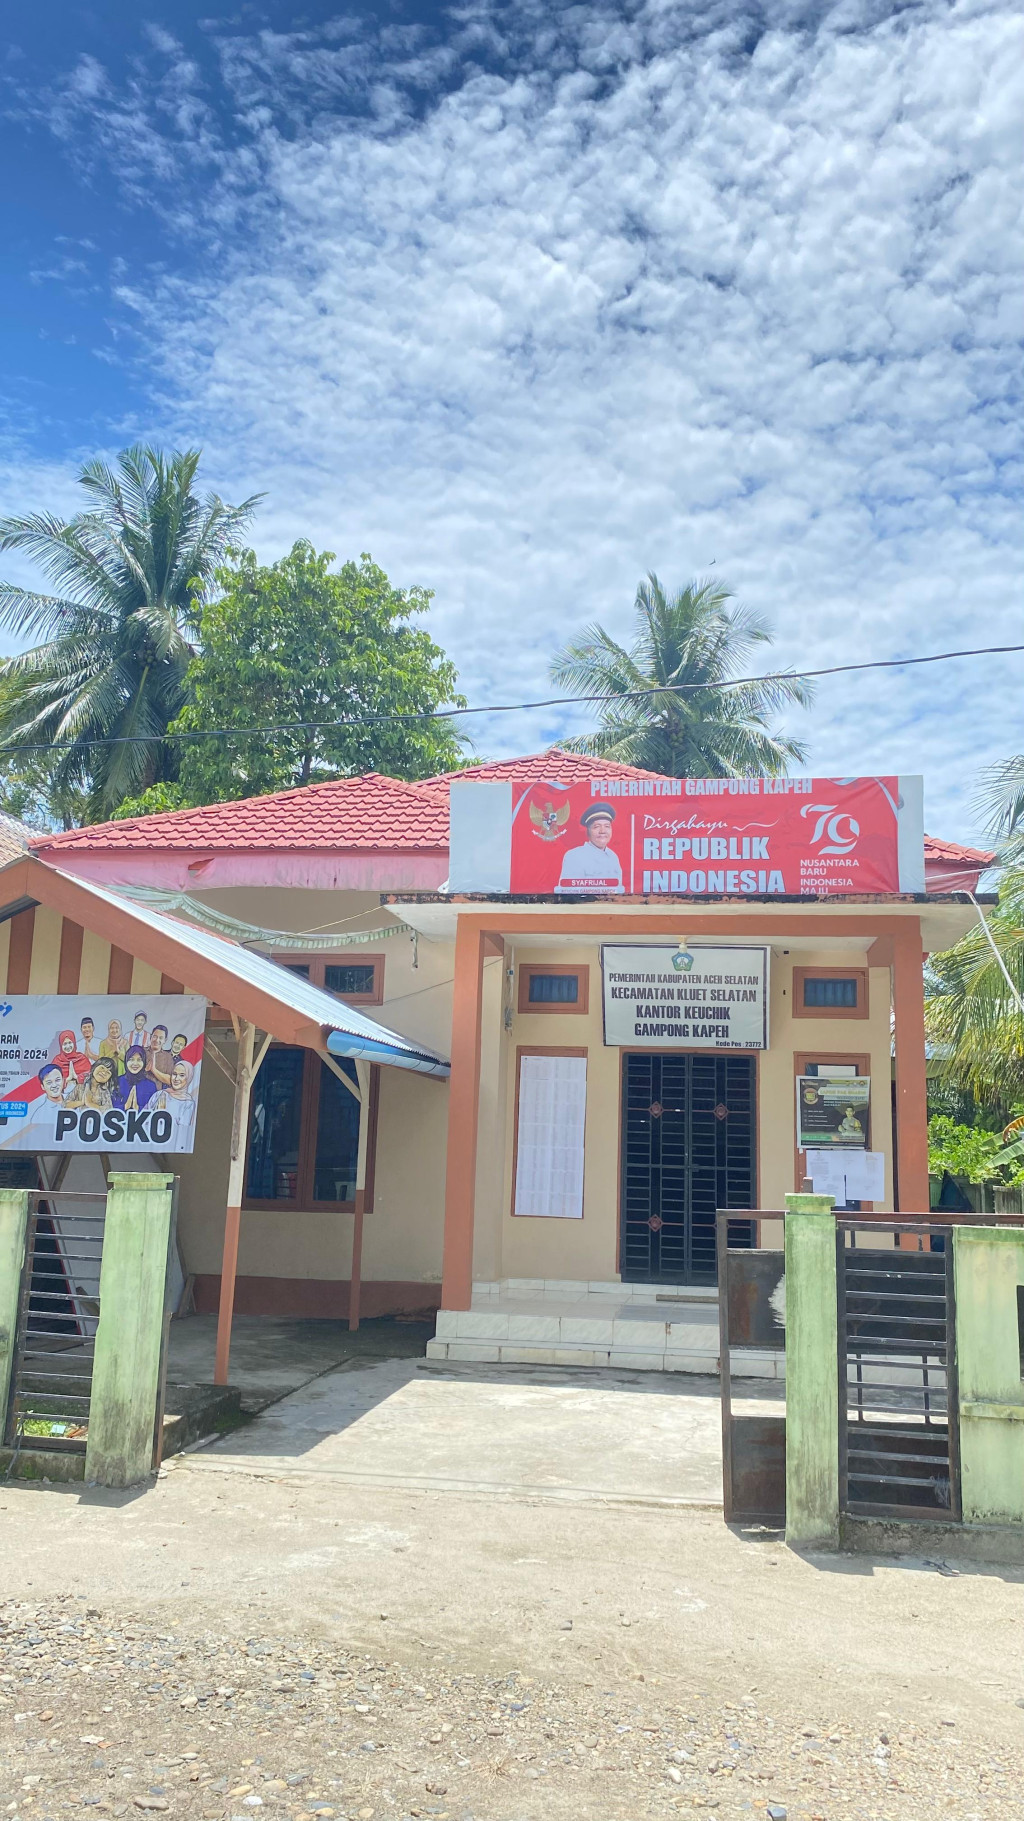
xmin=518 ymin=963 xmax=589 ymax=1014
xmin=242 ymin=952 xmax=384 ymax=1209
xmin=275 ymin=953 xmax=385 ymax=1006
xmin=244 ymin=1049 xmax=379 ymax=1211
xmin=792 ymin=966 xmax=868 ymax=1019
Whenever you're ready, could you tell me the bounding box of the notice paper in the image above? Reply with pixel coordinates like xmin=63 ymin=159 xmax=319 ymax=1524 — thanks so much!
xmin=514 ymin=1053 xmax=587 ymax=1218
xmin=806 ymin=1148 xmax=885 ymax=1205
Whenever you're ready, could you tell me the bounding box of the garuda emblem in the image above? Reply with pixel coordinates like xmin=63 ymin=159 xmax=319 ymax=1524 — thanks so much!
xmin=529 ymin=798 xmax=571 ymax=841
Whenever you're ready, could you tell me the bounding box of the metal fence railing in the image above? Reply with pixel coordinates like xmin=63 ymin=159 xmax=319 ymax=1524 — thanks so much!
xmin=4 ymin=1190 xmax=107 ymax=1455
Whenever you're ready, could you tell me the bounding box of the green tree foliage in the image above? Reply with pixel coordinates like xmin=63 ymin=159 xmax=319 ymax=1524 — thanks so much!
xmin=0 ymin=674 xmax=85 ymax=829
xmin=927 ymin=1115 xmax=1024 ymax=1188
xmin=550 ymin=574 xmax=812 ymax=776
xmin=118 ymin=543 xmax=464 ymax=813
xmin=0 ymin=446 xmax=258 ymax=821
xmin=927 ymin=1116 xmax=1004 ymax=1184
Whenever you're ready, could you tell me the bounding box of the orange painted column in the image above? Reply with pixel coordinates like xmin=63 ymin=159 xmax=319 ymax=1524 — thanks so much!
xmin=441 ymin=920 xmax=487 ymax=1311
xmin=892 ymin=924 xmax=930 ymax=1220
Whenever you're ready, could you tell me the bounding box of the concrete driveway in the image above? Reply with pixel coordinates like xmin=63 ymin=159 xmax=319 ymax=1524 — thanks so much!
xmin=179 ymin=1356 xmax=782 ymax=1506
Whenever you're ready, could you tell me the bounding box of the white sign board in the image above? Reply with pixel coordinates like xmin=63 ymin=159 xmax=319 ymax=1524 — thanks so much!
xmin=807 ymin=1148 xmax=885 ymax=1204
xmin=513 ymin=1053 xmax=587 ymax=1218
xmin=0 ymin=995 xmax=207 ymax=1153
xmin=601 ymin=946 xmax=769 ymax=1049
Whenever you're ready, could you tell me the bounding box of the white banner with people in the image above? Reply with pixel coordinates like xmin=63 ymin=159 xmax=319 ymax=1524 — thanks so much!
xmin=0 ymin=995 xmax=206 ymax=1152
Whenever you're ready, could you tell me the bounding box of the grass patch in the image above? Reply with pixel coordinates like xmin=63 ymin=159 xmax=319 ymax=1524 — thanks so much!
xmin=212 ymin=1407 xmax=252 ymax=1435
xmin=19 ymin=1417 xmax=87 ymax=1439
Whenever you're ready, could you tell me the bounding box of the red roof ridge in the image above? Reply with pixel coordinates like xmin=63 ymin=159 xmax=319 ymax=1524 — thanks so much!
xmin=923 ymin=833 xmax=995 ymax=865
xmin=417 ymin=748 xmax=667 ymax=787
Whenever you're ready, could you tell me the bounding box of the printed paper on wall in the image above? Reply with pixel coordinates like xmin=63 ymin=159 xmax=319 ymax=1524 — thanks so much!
xmin=513 ymin=1053 xmax=587 ymax=1218
xmin=806 ymin=1148 xmax=885 ymax=1203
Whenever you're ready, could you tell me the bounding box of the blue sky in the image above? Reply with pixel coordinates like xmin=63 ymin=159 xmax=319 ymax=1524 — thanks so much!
xmin=1 ymin=0 xmax=1021 ymax=841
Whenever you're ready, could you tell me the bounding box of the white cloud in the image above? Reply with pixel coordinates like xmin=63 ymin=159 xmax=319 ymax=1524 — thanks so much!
xmin=12 ymin=1 xmax=1024 ymax=841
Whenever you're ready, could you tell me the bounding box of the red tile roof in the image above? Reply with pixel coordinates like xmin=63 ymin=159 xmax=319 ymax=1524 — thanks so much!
xmin=30 ymin=750 xmax=653 ymax=855
xmin=923 ymin=833 xmax=994 ymax=892
xmin=32 ymin=773 xmax=449 ymax=855
xmin=923 ymin=835 xmax=994 ymax=868
xmin=29 ymin=750 xmax=997 ymax=886
xmin=416 ymin=749 xmax=666 ymax=790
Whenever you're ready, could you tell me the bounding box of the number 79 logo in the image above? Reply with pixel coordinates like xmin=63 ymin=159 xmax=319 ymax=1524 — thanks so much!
xmin=801 ymin=803 xmax=860 ymax=854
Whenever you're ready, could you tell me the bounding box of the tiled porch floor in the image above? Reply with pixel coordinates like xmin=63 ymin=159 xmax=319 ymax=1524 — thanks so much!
xmin=425 ymin=1278 xmax=784 ymax=1378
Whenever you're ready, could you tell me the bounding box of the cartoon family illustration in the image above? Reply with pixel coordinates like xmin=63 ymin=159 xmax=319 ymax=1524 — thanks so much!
xmin=6 ymin=1009 xmax=199 ymax=1151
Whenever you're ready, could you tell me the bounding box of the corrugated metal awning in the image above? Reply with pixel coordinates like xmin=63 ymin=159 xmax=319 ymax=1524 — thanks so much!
xmin=0 ymin=856 xmax=450 ymax=1078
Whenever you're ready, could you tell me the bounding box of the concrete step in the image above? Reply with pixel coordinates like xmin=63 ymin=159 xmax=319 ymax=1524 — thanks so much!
xmin=425 ymin=1336 xmax=783 ymax=1378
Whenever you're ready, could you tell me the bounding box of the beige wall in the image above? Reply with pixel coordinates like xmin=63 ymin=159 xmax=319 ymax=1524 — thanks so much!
xmin=170 ymin=1051 xmax=452 ymax=1287
xmin=494 ymin=943 xmax=622 ymax=1282
xmin=79 ymin=928 xmax=111 ymax=994
xmin=27 ymin=905 xmax=62 ymax=993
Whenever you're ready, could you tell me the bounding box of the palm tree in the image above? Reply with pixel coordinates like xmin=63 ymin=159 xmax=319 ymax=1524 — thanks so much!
xmin=926 ymin=760 xmax=1024 ymax=1109
xmin=0 ymin=446 xmax=259 ymax=822
xmin=926 ymin=880 xmax=1024 ymax=1111
xmin=978 ymin=756 xmax=1024 ymax=866
xmin=551 ymin=574 xmax=812 ymax=775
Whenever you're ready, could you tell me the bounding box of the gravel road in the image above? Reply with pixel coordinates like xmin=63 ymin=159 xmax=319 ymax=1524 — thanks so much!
xmin=2 ymin=1594 xmax=1020 ymax=1821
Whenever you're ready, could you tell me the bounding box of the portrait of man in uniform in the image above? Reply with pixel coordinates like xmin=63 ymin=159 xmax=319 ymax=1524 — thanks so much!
xmin=555 ymin=804 xmax=624 ymax=894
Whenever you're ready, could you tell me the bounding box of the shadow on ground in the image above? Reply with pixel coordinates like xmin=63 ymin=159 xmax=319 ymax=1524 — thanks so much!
xmin=163 ymin=1312 xmax=435 ymax=1446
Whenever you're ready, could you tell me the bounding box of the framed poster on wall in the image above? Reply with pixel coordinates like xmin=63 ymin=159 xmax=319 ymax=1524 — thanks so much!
xmin=796 ymin=1073 xmax=870 ymax=1149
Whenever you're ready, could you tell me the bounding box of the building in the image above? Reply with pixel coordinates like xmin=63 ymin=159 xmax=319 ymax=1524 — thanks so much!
xmin=5 ymin=752 xmax=992 ymax=1377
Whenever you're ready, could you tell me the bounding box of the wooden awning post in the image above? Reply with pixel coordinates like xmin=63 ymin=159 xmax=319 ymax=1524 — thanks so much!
xmin=214 ymin=1020 xmax=257 ymax=1385
xmin=317 ymin=1049 xmax=370 ymax=1332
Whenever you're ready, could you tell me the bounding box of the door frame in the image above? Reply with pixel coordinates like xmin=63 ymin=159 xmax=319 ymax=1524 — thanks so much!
xmin=616 ymin=1047 xmax=761 ymax=1281
xmin=793 ymin=1048 xmax=873 ymax=1212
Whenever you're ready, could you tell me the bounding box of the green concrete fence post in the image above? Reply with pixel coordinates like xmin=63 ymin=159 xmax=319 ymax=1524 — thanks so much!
xmin=0 ymin=1188 xmax=30 ymax=1435
xmin=85 ymin=1172 xmax=175 ymax=1489
xmin=953 ymin=1225 xmax=1024 ymax=1528
xmin=784 ymin=1191 xmax=839 ymax=1547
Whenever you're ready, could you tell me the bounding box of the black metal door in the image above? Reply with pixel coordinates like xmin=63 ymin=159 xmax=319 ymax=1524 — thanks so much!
xmin=621 ymin=1053 xmax=756 ymax=1284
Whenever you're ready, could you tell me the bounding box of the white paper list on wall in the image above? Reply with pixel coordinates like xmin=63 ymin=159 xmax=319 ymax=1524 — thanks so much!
xmin=514 ymin=1052 xmax=587 ymax=1219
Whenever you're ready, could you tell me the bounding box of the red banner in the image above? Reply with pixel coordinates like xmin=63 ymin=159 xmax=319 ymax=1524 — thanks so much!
xmin=508 ymin=775 xmax=915 ymax=896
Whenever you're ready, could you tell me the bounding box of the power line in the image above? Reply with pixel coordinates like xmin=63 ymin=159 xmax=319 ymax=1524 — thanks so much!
xmin=0 ymin=640 xmax=1021 ymax=756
